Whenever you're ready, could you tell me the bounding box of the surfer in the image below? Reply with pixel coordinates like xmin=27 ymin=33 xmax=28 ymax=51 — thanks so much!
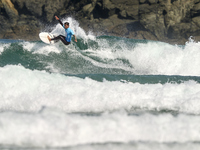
xmin=47 ymin=16 xmax=77 ymax=45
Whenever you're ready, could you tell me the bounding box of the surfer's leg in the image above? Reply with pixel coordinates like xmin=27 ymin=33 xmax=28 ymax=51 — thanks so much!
xmin=58 ymin=35 xmax=70 ymax=45
xmin=47 ymin=35 xmax=61 ymax=42
xmin=49 ymin=35 xmax=70 ymax=45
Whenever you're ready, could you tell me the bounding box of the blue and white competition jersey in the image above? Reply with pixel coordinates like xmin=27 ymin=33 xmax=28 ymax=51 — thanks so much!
xmin=63 ymin=26 xmax=74 ymax=42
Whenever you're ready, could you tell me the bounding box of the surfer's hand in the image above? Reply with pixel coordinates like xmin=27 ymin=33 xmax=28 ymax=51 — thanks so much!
xmin=75 ymin=39 xmax=77 ymax=42
xmin=55 ymin=16 xmax=59 ymax=20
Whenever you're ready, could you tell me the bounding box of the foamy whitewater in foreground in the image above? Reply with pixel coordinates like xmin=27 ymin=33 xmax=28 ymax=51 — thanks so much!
xmin=1 ymin=17 xmax=200 ymax=150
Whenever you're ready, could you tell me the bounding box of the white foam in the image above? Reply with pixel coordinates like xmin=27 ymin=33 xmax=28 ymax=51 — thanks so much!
xmin=128 ymin=41 xmax=200 ymax=75
xmin=0 ymin=109 xmax=200 ymax=147
xmin=120 ymin=40 xmax=200 ymax=76
xmin=1 ymin=65 xmax=200 ymax=114
xmin=21 ymin=41 xmax=64 ymax=55
xmin=0 ymin=43 xmax=10 ymax=54
xmin=79 ymin=37 xmax=200 ymax=76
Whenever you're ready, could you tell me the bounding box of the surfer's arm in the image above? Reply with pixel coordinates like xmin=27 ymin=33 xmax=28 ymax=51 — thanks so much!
xmin=58 ymin=20 xmax=63 ymax=26
xmin=55 ymin=16 xmax=63 ymax=26
xmin=73 ymin=35 xmax=77 ymax=42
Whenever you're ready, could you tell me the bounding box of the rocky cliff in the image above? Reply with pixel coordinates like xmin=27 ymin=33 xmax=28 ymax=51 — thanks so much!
xmin=1 ymin=0 xmax=200 ymax=44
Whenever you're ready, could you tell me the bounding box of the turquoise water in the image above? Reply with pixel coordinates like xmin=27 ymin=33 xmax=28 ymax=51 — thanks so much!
xmin=1 ymin=18 xmax=200 ymax=150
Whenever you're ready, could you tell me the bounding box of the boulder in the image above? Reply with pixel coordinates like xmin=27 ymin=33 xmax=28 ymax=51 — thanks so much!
xmin=44 ymin=0 xmax=68 ymax=22
xmin=2 ymin=0 xmax=18 ymax=24
xmin=192 ymin=16 xmax=200 ymax=27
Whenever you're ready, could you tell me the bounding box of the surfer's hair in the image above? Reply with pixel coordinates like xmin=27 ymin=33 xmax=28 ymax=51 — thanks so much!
xmin=64 ymin=22 xmax=69 ymax=26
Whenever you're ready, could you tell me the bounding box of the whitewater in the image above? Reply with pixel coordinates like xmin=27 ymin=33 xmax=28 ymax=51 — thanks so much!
xmin=1 ymin=17 xmax=200 ymax=150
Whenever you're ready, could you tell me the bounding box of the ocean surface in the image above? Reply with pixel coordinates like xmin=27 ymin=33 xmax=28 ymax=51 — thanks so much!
xmin=1 ymin=17 xmax=200 ymax=150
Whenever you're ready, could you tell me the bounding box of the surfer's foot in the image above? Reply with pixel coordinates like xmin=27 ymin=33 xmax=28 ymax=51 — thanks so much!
xmin=47 ymin=36 xmax=51 ymax=41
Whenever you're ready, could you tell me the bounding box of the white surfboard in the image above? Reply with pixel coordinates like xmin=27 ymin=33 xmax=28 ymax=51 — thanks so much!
xmin=39 ymin=32 xmax=58 ymax=44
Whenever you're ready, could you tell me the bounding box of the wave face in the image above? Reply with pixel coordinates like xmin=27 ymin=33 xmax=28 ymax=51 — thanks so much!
xmin=1 ymin=17 xmax=200 ymax=150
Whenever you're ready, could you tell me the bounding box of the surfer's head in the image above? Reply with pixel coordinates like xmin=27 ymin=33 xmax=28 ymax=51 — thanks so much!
xmin=64 ymin=22 xmax=69 ymax=29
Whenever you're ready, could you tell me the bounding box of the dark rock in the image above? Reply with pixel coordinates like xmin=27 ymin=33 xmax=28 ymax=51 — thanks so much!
xmin=0 ymin=0 xmax=200 ymax=44
xmin=2 ymin=0 xmax=18 ymax=24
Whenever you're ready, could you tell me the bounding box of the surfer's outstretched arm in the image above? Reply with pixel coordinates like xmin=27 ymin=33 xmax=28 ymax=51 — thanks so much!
xmin=55 ymin=16 xmax=63 ymax=26
xmin=73 ymin=35 xmax=77 ymax=42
